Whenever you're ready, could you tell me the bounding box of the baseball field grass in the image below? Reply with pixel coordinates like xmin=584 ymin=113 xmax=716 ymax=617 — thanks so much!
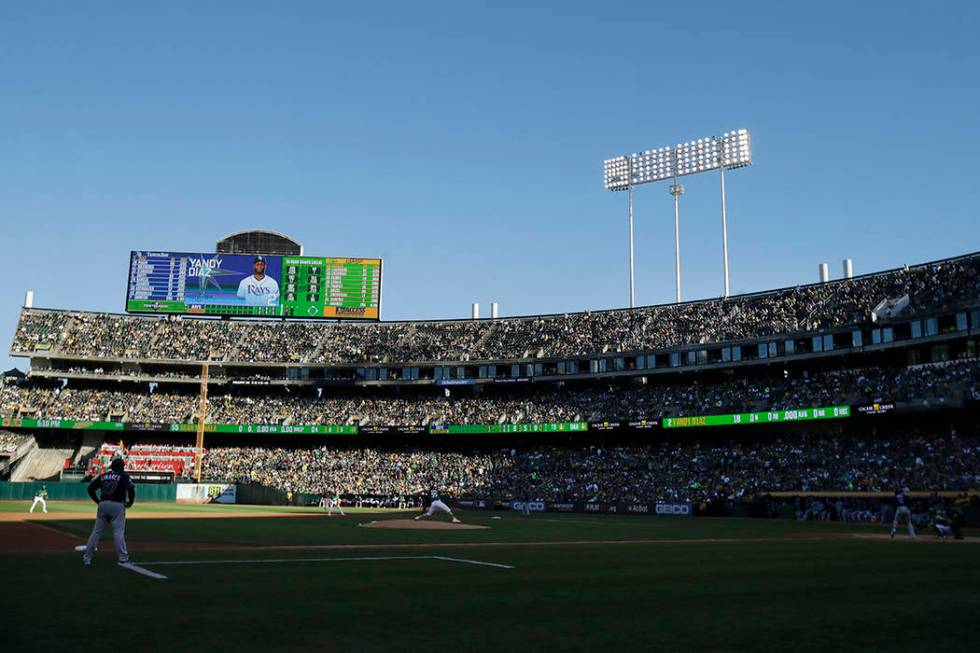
xmin=1 ymin=501 xmax=977 ymax=652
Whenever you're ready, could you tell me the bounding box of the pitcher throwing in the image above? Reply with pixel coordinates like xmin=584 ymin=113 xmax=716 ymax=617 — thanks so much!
xmin=415 ymin=489 xmax=461 ymax=523
xmin=82 ymin=457 xmax=136 ymax=565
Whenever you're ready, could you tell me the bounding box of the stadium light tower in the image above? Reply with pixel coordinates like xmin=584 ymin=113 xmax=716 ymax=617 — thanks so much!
xmin=604 ymin=129 xmax=752 ymax=301
xmin=669 ymin=182 xmax=685 ymax=302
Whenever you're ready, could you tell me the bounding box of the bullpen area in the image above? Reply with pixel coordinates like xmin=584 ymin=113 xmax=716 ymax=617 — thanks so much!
xmin=1 ymin=501 xmax=977 ymax=652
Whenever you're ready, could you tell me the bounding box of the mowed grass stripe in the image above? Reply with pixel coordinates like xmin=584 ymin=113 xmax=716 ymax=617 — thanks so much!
xmin=1 ymin=535 xmax=977 ymax=652
xmin=35 ymin=509 xmax=976 ymax=549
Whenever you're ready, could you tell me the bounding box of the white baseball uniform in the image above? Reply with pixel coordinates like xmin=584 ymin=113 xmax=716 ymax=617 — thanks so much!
xmin=416 ymin=491 xmax=461 ymax=522
xmin=237 ymin=274 xmax=280 ymax=306
xmin=322 ymin=495 xmax=346 ymax=516
xmin=426 ymin=499 xmax=452 ymax=516
xmin=29 ymin=490 xmax=48 ymax=513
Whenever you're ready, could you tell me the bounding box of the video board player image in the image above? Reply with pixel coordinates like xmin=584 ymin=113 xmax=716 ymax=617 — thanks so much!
xmin=127 ymin=251 xmax=283 ymax=316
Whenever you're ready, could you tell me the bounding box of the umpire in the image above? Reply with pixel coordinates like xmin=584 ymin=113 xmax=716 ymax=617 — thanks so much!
xmin=82 ymin=457 xmax=135 ymax=566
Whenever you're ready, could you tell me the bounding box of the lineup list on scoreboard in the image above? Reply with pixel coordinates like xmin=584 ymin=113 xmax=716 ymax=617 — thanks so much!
xmin=127 ymin=252 xmax=191 ymax=312
xmin=280 ymin=257 xmax=381 ymax=319
xmin=126 ymin=251 xmax=381 ymax=320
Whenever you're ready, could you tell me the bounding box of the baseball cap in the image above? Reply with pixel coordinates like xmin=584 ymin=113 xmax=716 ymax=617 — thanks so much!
xmin=253 ymin=256 xmax=266 ymax=263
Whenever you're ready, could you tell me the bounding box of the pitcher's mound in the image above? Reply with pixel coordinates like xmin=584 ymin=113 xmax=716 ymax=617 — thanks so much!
xmin=359 ymin=519 xmax=488 ymax=530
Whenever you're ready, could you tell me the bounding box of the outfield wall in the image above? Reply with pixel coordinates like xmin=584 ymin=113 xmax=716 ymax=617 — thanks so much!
xmin=455 ymin=499 xmax=695 ymax=516
xmin=0 ymin=481 xmax=176 ymax=502
xmin=235 ymin=483 xmax=319 ymax=506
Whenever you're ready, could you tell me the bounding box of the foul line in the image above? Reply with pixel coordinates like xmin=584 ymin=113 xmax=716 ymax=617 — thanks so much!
xmin=238 ymin=535 xmax=840 ymax=551
xmin=431 ymin=556 xmax=514 ymax=569
xmin=141 ymin=555 xmax=514 ymax=570
xmin=118 ymin=562 xmax=168 ymax=580
xmin=146 ymin=555 xmax=437 ymax=566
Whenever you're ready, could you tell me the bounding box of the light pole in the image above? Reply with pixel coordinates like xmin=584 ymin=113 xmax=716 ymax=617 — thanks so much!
xmin=604 ymin=129 xmax=752 ymax=302
xmin=627 ymin=160 xmax=635 ymax=308
xmin=719 ymin=163 xmax=729 ymax=298
xmin=669 ymin=182 xmax=684 ymax=303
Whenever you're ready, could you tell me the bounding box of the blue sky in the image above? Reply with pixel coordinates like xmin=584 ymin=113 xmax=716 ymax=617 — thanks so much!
xmin=1 ymin=1 xmax=979 ymax=370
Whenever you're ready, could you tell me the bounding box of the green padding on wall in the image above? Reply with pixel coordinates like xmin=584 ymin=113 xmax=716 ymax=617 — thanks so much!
xmin=0 ymin=482 xmax=176 ymax=502
xmin=234 ymin=483 xmax=317 ymax=506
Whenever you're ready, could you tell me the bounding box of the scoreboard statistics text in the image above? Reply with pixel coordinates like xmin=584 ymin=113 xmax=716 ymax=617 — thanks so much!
xmin=126 ymin=251 xmax=381 ymax=319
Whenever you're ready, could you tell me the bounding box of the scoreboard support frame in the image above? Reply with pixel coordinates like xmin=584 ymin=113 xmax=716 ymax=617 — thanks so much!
xmin=194 ymin=363 xmax=209 ymax=483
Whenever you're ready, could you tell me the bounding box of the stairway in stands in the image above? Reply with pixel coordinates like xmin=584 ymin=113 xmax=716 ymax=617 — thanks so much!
xmin=10 ymin=445 xmax=75 ymax=482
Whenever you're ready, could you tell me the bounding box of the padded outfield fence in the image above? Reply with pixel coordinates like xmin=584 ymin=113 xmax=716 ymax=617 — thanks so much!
xmin=0 ymin=481 xmax=177 ymax=502
xmin=0 ymin=481 xmax=311 ymax=505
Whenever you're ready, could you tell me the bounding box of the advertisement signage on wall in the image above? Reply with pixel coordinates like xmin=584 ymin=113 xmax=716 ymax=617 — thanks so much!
xmin=167 ymin=423 xmax=358 ymax=435
xmin=1 ymin=418 xmax=125 ymax=431
xmin=510 ymin=500 xmax=546 ymax=512
xmin=430 ymin=422 xmax=588 ymax=434
xmin=662 ymin=406 xmax=850 ymax=429
xmin=655 ymin=502 xmax=692 ymax=516
xmin=2 ymin=406 xmax=851 ymax=437
xmin=177 ymin=483 xmax=237 ymax=504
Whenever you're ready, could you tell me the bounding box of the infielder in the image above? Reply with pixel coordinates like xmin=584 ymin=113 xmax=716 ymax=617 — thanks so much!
xmin=320 ymin=492 xmax=346 ymax=516
xmin=520 ymin=488 xmax=532 ymax=516
xmin=82 ymin=457 xmax=136 ymax=565
xmin=932 ymin=508 xmax=964 ymax=540
xmin=237 ymin=256 xmax=280 ymax=307
xmin=414 ymin=489 xmax=461 ymax=523
xmin=890 ymin=487 xmax=917 ymax=539
xmin=933 ymin=509 xmax=953 ymax=539
xmin=29 ymin=484 xmax=49 ymax=513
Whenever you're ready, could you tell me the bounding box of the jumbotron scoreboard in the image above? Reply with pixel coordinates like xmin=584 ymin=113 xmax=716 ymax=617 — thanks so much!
xmin=126 ymin=251 xmax=382 ymax=319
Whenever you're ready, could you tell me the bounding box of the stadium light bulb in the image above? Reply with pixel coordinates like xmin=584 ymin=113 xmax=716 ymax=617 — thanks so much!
xmin=603 ymin=129 xmax=752 ymax=191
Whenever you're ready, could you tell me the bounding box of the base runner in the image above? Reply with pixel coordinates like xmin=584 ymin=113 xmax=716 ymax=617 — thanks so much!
xmin=29 ymin=484 xmax=49 ymax=513
xmin=415 ymin=489 xmax=461 ymax=523
xmin=890 ymin=487 xmax=917 ymax=539
xmin=82 ymin=457 xmax=136 ymax=565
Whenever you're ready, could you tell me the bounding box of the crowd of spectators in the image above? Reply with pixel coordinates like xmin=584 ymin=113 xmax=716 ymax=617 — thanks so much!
xmin=202 ymin=446 xmax=497 ymax=498
xmin=2 ymin=359 xmax=977 ymax=426
xmin=12 ymin=253 xmax=980 ymax=365
xmin=0 ymin=430 xmax=28 ymax=455
xmin=191 ymin=431 xmax=980 ymax=503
